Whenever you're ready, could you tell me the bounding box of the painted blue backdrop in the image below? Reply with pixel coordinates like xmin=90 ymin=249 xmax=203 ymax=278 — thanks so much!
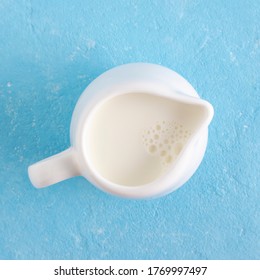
xmin=0 ymin=0 xmax=259 ymax=259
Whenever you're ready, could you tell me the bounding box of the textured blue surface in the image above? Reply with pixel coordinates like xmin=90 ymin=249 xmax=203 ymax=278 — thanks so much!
xmin=0 ymin=0 xmax=259 ymax=260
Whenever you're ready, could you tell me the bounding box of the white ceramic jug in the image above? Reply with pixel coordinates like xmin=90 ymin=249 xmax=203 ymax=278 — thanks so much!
xmin=28 ymin=63 xmax=214 ymax=198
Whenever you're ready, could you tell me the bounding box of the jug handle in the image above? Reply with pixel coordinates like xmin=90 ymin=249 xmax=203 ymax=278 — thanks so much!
xmin=28 ymin=148 xmax=80 ymax=188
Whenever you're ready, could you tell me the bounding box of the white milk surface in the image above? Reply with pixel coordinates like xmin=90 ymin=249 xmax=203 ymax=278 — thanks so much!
xmin=86 ymin=93 xmax=192 ymax=186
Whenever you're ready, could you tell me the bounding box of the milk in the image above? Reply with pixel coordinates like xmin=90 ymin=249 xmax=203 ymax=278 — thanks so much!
xmin=85 ymin=93 xmax=192 ymax=186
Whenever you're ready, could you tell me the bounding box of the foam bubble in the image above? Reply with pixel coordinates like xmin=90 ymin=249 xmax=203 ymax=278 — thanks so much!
xmin=142 ymin=120 xmax=191 ymax=168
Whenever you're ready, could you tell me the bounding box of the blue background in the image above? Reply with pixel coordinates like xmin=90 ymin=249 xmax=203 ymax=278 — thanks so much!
xmin=0 ymin=0 xmax=259 ymax=259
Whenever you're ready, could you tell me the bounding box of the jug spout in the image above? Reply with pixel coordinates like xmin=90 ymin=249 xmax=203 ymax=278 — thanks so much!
xmin=174 ymin=94 xmax=214 ymax=136
xmin=155 ymin=91 xmax=214 ymax=142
